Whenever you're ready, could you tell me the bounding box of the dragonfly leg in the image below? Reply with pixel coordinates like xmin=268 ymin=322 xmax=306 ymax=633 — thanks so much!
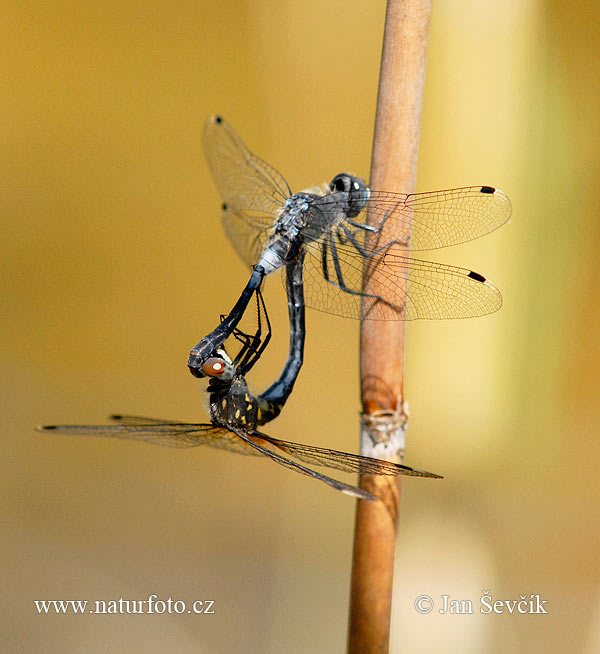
xmin=235 ymin=287 xmax=272 ymax=375
xmin=346 ymin=202 xmax=412 ymax=253
xmin=327 ymin=232 xmax=406 ymax=315
xmin=339 ymin=223 xmax=409 ymax=260
xmin=188 ymin=265 xmax=265 ymax=376
xmin=372 ymin=202 xmax=411 ymax=249
xmin=321 ymin=239 xmax=331 ymax=283
xmin=344 ymin=217 xmax=379 ymax=233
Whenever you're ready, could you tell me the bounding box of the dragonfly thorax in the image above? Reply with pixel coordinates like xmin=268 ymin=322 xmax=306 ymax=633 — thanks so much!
xmin=276 ymin=193 xmax=317 ymax=239
xmin=209 ymin=375 xmax=260 ymax=430
xmin=256 ymin=193 xmax=317 ymax=275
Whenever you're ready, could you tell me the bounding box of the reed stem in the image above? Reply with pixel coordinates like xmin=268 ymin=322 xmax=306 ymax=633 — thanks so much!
xmin=348 ymin=1 xmax=431 ymax=651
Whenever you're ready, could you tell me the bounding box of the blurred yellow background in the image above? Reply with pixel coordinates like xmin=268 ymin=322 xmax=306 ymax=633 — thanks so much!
xmin=3 ymin=1 xmax=599 ymax=652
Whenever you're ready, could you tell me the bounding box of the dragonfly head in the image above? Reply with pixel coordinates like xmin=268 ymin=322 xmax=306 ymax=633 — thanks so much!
xmin=329 ymin=174 xmax=370 ymax=218
xmin=201 ymin=355 xmax=235 ymax=381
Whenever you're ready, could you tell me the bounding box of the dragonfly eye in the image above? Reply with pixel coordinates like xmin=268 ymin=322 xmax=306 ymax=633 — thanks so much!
xmin=201 ymin=357 xmax=233 ymax=378
xmin=330 ymin=173 xmax=369 ymax=218
xmin=330 ymin=173 xmax=353 ymax=194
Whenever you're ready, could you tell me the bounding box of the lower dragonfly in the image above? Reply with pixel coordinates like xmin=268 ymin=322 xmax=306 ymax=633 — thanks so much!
xmin=38 ymin=257 xmax=442 ymax=500
xmin=188 ymin=115 xmax=511 ymax=374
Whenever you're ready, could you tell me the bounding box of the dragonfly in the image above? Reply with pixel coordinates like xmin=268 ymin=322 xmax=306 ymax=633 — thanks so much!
xmin=188 ymin=115 xmax=511 ymax=374
xmin=38 ymin=258 xmax=442 ymax=501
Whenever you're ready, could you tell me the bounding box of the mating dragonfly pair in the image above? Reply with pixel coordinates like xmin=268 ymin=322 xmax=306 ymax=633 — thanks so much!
xmin=39 ymin=116 xmax=511 ymax=500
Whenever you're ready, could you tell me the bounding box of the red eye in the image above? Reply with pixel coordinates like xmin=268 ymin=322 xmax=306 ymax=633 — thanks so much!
xmin=201 ymin=358 xmax=228 ymax=377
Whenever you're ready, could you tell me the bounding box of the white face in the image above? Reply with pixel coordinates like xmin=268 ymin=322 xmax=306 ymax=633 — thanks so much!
xmin=215 ymin=347 xmax=232 ymax=364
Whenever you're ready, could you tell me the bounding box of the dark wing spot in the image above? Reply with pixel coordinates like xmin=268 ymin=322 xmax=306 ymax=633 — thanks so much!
xmin=480 ymin=186 xmax=495 ymax=194
xmin=215 ymin=115 xmax=223 ymax=124
xmin=222 ymin=202 xmax=227 ymax=211
xmin=467 ymin=271 xmax=486 ymax=283
xmin=40 ymin=425 xmax=56 ymax=430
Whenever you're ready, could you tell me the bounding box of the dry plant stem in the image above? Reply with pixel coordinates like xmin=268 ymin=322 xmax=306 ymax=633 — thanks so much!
xmin=348 ymin=1 xmax=431 ymax=653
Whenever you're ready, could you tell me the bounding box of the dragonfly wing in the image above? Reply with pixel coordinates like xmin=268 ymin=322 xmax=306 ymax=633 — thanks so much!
xmin=338 ymin=186 xmax=511 ymax=251
xmin=203 ymin=115 xmax=290 ymax=267
xmin=299 ymin=236 xmax=502 ymax=321
xmin=37 ymin=421 xmax=259 ymax=456
xmin=373 ymin=253 xmax=503 ymax=320
xmin=220 ymin=203 xmax=274 ymax=268
xmin=253 ymin=431 xmax=442 ymax=479
xmin=299 ymin=235 xmax=368 ymax=320
xmin=229 ymin=427 xmax=378 ymax=501
xmin=109 ymin=414 xmax=185 ymax=425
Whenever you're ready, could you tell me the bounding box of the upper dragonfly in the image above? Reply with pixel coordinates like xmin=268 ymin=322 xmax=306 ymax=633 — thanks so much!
xmin=188 ymin=115 xmax=511 ymax=373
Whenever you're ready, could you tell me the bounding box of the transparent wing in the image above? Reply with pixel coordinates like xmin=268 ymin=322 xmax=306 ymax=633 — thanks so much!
xmin=318 ymin=186 xmax=511 ymax=251
xmin=253 ymin=431 xmax=442 ymax=479
xmin=297 ymin=235 xmax=502 ymax=320
xmin=109 ymin=414 xmax=184 ymax=425
xmin=220 ymin=204 xmax=274 ymax=268
xmin=37 ymin=419 xmax=377 ymax=499
xmin=107 ymin=416 xmax=441 ymax=478
xmin=203 ymin=115 xmax=291 ymax=212
xmin=37 ymin=421 xmax=258 ymax=455
xmin=204 ymin=115 xmax=290 ymax=267
xmin=229 ymin=427 xmax=377 ymax=500
xmin=38 ymin=418 xmax=441 ymax=499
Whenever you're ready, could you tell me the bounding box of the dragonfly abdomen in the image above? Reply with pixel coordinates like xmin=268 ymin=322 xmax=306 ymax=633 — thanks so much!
xmin=254 ymin=397 xmax=284 ymax=426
